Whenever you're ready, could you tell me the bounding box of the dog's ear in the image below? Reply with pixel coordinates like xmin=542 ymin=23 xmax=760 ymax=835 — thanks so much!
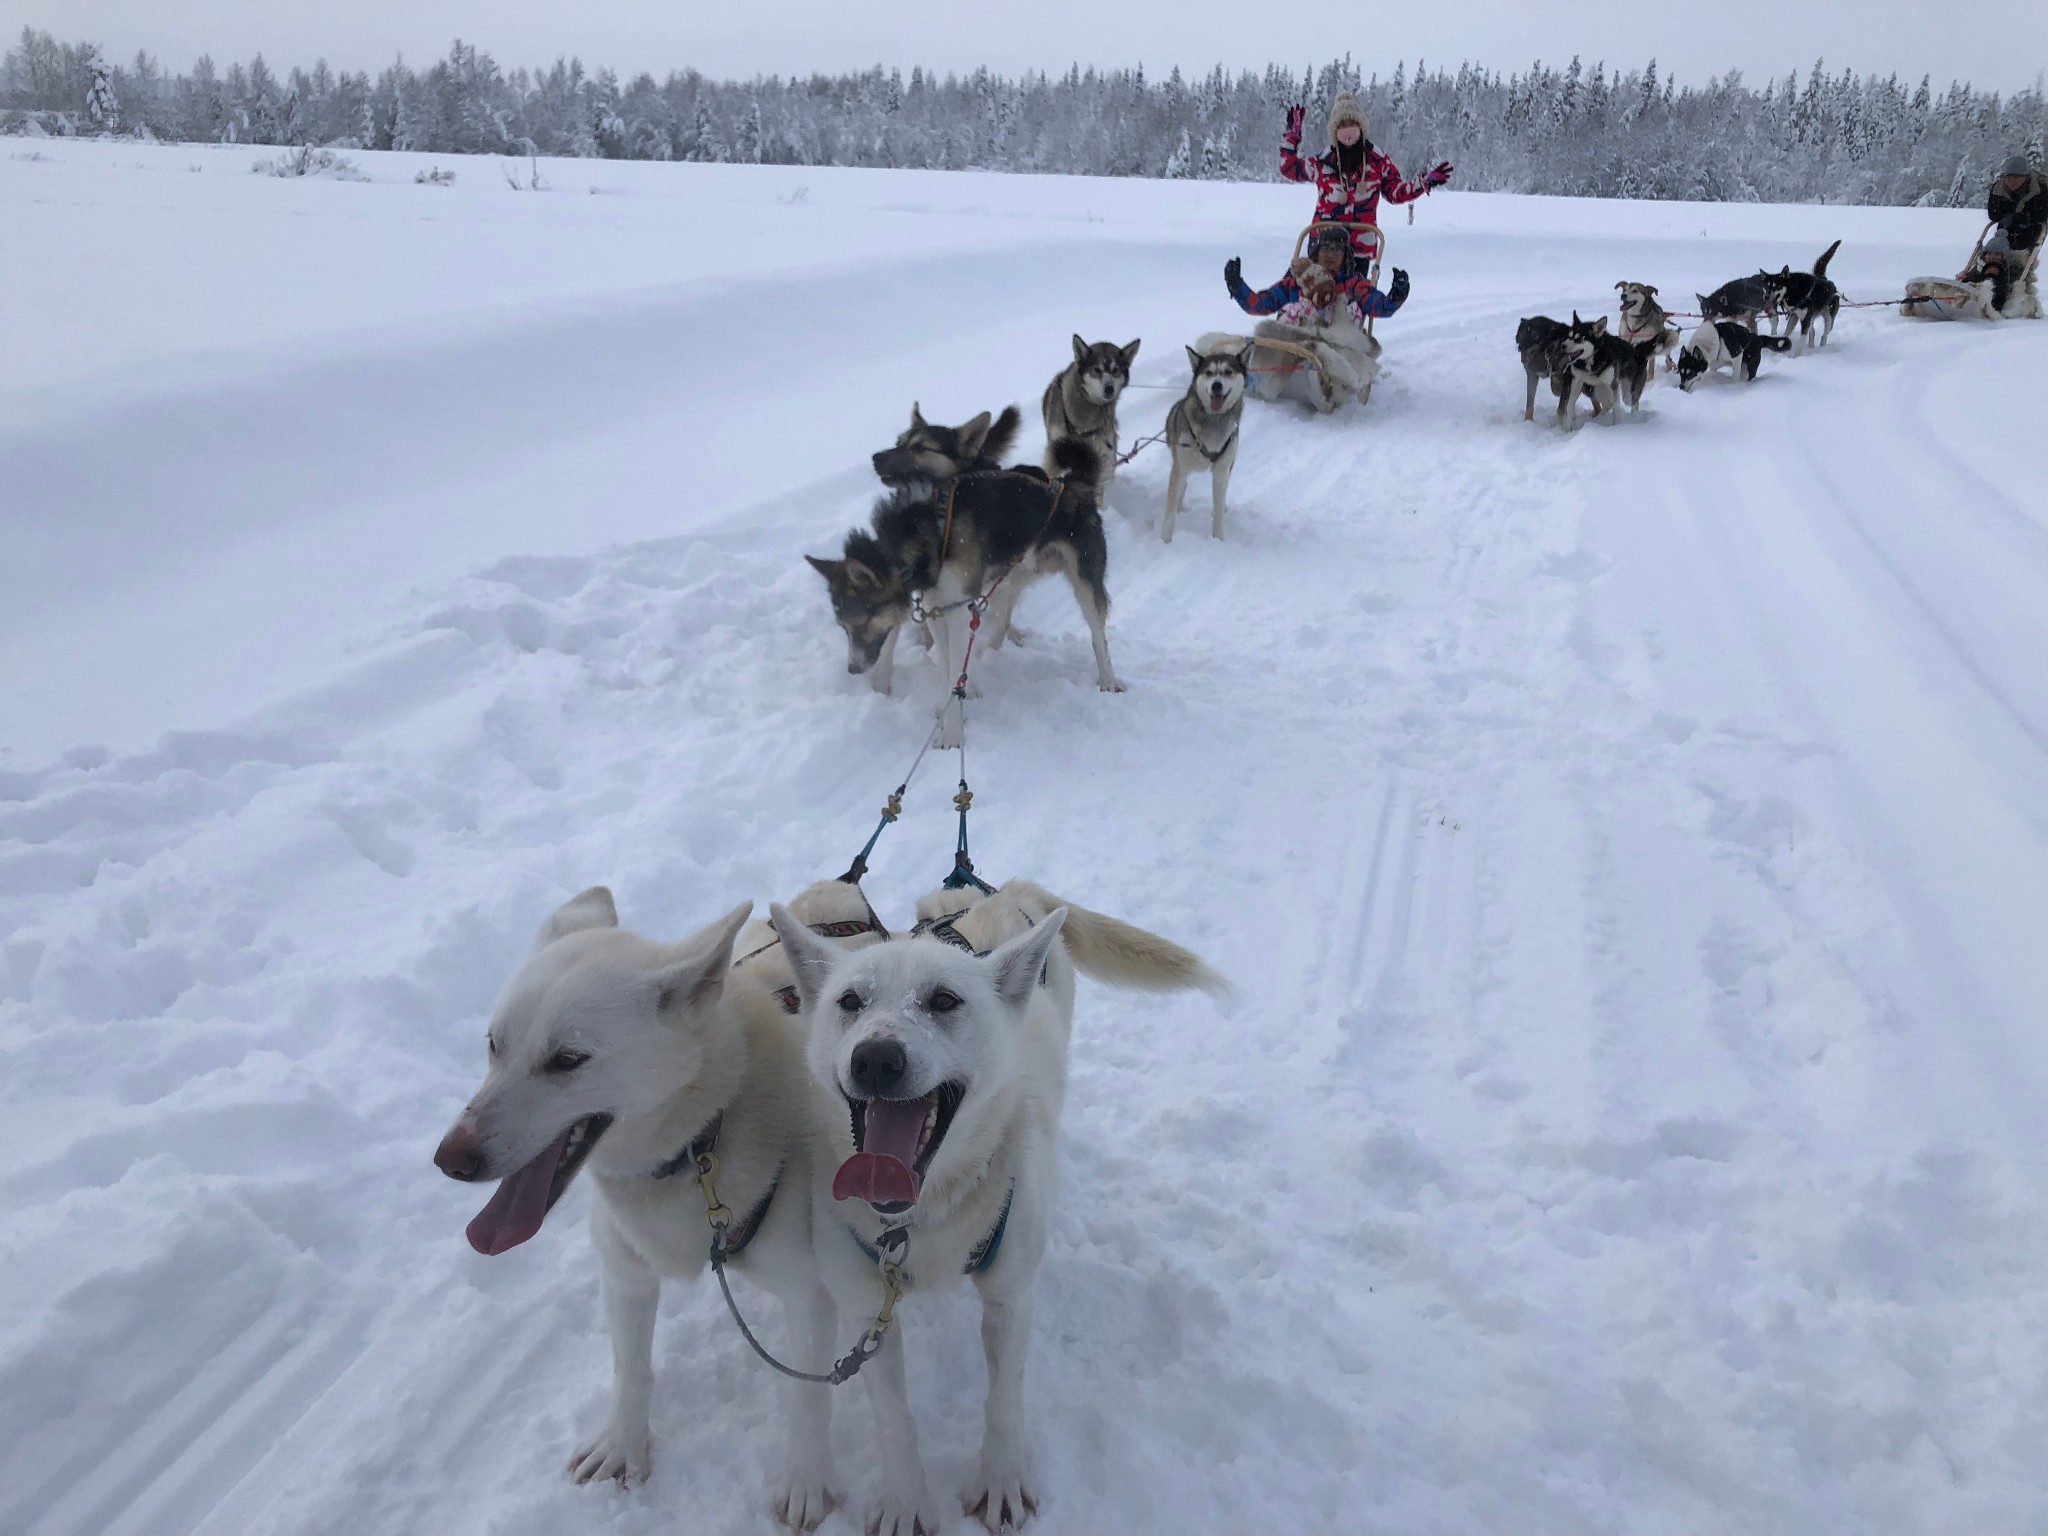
xmin=1615 ymin=280 xmax=1626 ymax=292
xmin=908 ymin=401 xmax=926 ymax=429
xmin=1185 ymin=343 xmax=1205 ymax=372
xmin=955 ymin=410 xmax=992 ymax=460
xmin=1071 ymin=334 xmax=1089 ymax=364
xmin=536 ymin=886 xmax=617 ymax=948
xmin=1119 ymin=339 xmax=1142 ymax=366
xmin=805 ymin=554 xmax=844 ymax=586
xmin=985 ymin=909 xmax=1068 ymax=1011
xmin=769 ymin=903 xmax=839 ymax=1010
xmin=1235 ymin=342 xmax=1255 ymax=368
xmin=844 ymin=558 xmax=883 ymax=594
xmin=1593 ymin=316 xmax=1609 ymax=335
xmin=655 ymin=901 xmax=751 ymax=1016
xmin=1644 ymin=285 xmax=1658 ymax=297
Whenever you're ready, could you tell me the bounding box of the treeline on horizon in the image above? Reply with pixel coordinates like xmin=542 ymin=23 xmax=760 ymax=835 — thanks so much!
xmin=4 ymin=27 xmax=2044 ymax=206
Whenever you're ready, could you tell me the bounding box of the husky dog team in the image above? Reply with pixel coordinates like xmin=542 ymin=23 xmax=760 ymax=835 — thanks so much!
xmin=1519 ymin=238 xmax=1854 ymax=425
xmin=429 ymin=121 xmax=2043 ymax=1535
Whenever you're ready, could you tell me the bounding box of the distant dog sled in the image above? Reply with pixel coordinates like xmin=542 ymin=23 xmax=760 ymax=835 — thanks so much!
xmin=1902 ymin=220 xmax=2043 ymax=321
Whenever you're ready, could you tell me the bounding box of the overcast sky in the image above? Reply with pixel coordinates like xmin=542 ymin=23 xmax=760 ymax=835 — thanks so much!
xmin=16 ymin=0 xmax=2048 ymax=94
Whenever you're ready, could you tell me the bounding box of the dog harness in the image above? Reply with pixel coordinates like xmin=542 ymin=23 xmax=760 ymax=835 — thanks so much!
xmin=851 ymin=1183 xmax=1015 ymax=1282
xmin=731 ymin=909 xmax=887 ymax=1014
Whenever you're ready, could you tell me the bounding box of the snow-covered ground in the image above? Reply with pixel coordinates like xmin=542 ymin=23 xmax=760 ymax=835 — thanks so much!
xmin=4 ymin=140 xmax=2045 ymax=1535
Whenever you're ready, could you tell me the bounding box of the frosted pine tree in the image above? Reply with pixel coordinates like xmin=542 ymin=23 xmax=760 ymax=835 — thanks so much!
xmin=84 ymin=48 xmax=118 ymax=131
xmin=1165 ymin=127 xmax=1192 ymax=178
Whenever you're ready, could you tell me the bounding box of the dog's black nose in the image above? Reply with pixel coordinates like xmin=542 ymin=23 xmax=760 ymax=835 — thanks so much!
xmin=850 ymin=1039 xmax=908 ymax=1098
xmin=435 ymin=1127 xmax=486 ymax=1181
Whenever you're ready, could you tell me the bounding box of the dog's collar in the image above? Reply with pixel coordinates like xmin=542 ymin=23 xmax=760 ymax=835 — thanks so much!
xmin=651 ymin=1110 xmax=724 ymax=1182
xmin=849 ymin=1183 xmax=1014 ymax=1283
xmin=651 ymin=1110 xmax=782 ymax=1259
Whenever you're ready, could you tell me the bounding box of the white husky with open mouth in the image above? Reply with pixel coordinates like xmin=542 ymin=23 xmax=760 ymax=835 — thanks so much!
xmin=433 ymin=881 xmax=887 ymax=1531
xmin=772 ymin=881 xmax=1225 ymax=1535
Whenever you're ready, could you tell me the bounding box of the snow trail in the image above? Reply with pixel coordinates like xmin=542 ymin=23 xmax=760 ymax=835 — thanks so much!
xmin=4 ymin=142 xmax=2046 ymax=1535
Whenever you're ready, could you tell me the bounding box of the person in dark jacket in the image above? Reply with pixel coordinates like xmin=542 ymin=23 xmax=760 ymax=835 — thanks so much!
xmin=1967 ymin=155 xmax=2044 ymax=313
xmin=1279 ymin=91 xmax=1449 ymax=263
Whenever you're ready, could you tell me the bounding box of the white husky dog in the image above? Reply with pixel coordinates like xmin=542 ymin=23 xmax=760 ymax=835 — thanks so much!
xmin=434 ymin=880 xmax=886 ymax=1530
xmin=771 ymin=880 xmax=1226 ymax=1534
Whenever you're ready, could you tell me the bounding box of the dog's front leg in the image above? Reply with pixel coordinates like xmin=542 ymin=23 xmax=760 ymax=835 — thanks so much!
xmin=861 ymin=1326 xmax=943 ymax=1536
xmin=569 ymin=1224 xmax=659 ymax=1488
xmin=1209 ymin=449 xmax=1235 ymax=541
xmin=772 ymin=1281 xmax=840 ymax=1532
xmin=1161 ymin=457 xmax=1187 ymax=543
xmin=868 ymin=626 xmax=900 ymax=697
xmin=965 ymin=1289 xmax=1039 ymax=1531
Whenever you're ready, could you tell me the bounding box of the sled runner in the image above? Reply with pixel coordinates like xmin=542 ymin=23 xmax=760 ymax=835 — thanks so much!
xmin=1901 ymin=221 xmax=2043 ymax=321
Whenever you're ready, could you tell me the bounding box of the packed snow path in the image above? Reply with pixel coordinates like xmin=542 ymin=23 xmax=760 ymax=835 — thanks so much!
xmin=4 ymin=144 xmax=2045 ymax=1535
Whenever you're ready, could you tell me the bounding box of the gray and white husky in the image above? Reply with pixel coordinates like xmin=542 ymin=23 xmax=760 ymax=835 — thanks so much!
xmin=806 ymin=439 xmax=1120 ymax=750
xmin=1161 ymin=342 xmax=1250 ymax=543
xmin=433 ymin=880 xmax=887 ymax=1531
xmin=1042 ymin=336 xmax=1139 ymax=491
xmin=771 ymin=881 xmax=1226 ymax=1535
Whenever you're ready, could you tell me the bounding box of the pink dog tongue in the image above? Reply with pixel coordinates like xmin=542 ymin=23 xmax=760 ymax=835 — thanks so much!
xmin=465 ymin=1126 xmax=571 ymax=1255
xmin=833 ymin=1097 xmax=929 ymax=1205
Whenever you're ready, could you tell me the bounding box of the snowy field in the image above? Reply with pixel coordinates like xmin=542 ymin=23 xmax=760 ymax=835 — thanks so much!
xmin=4 ymin=139 xmax=2047 ymax=1535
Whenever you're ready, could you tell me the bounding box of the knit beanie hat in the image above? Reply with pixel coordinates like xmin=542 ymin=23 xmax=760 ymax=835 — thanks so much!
xmin=2000 ymin=153 xmax=2034 ymax=178
xmin=1328 ymin=92 xmax=1367 ymax=143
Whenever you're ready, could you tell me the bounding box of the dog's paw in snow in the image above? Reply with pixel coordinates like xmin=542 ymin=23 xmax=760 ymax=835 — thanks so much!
xmin=1099 ymin=677 xmax=1126 ymax=694
xmin=566 ymin=1419 xmax=650 ymax=1487
xmin=965 ymin=1464 xmax=1039 ymax=1531
xmin=773 ymin=1470 xmax=837 ymax=1532
xmin=866 ymin=1487 xmax=946 ymax=1536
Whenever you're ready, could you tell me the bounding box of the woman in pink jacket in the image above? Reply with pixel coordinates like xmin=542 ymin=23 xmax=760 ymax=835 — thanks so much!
xmin=1281 ymin=91 xmax=1450 ymax=263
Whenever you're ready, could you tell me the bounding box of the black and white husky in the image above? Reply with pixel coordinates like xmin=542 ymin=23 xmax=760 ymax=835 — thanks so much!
xmin=1565 ymin=319 xmax=1659 ymax=424
xmin=1042 ymin=336 xmax=1139 ymax=491
xmin=1698 ymin=272 xmax=1775 ymax=331
xmin=1161 ymin=342 xmax=1250 ymax=542
xmin=1763 ymin=239 xmax=1843 ymax=352
xmin=807 ymin=436 xmax=1121 ymax=748
xmin=1676 ymin=319 xmax=1792 ymax=390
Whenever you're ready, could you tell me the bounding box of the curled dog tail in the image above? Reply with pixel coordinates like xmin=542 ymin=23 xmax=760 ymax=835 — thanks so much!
xmin=1761 ymin=334 xmax=1793 ymax=353
xmin=1001 ymin=881 xmax=1230 ymax=997
xmin=1812 ymin=239 xmax=1841 ymax=281
xmin=1048 ymin=436 xmax=1105 ymax=493
xmin=984 ymin=404 xmax=1023 ymax=467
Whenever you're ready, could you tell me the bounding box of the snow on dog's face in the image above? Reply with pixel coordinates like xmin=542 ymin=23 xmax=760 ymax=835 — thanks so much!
xmin=1070 ymin=335 xmax=1140 ymax=405
xmin=772 ymin=904 xmax=1067 ymax=1214
xmin=433 ymin=890 xmax=751 ymax=1255
xmin=1184 ymin=343 xmax=1250 ymax=415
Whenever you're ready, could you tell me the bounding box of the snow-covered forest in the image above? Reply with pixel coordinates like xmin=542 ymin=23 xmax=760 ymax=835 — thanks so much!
xmin=3 ymin=26 xmax=2045 ymax=206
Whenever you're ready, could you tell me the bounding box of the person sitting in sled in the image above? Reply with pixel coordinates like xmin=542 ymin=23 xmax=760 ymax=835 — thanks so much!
xmin=1280 ymin=90 xmax=1449 ymax=263
xmin=1223 ymin=224 xmax=1410 ymax=327
xmin=1963 ymin=154 xmax=2045 ymax=314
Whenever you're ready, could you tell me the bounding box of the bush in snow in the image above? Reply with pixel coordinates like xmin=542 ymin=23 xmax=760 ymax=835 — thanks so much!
xmin=252 ymin=145 xmax=366 ymax=180
xmin=414 ymin=164 xmax=455 ymax=185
